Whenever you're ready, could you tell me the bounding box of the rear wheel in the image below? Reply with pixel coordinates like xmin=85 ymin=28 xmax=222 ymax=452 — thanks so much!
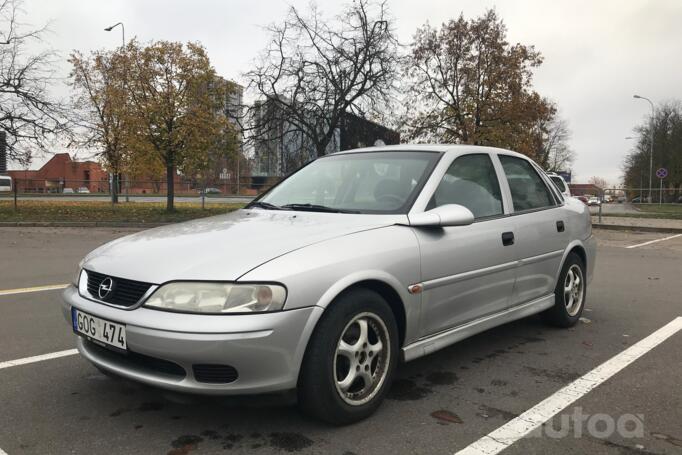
xmin=542 ymin=252 xmax=586 ymax=327
xmin=298 ymin=288 xmax=398 ymax=425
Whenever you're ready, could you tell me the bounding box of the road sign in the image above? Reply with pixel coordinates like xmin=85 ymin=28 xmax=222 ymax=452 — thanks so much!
xmin=557 ymin=171 xmax=572 ymax=183
xmin=656 ymin=168 xmax=668 ymax=179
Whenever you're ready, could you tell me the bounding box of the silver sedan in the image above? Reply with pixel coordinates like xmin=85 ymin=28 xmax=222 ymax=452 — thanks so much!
xmin=62 ymin=145 xmax=596 ymax=424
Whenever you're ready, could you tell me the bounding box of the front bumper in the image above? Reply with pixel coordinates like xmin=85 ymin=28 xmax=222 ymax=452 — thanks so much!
xmin=61 ymin=285 xmax=323 ymax=395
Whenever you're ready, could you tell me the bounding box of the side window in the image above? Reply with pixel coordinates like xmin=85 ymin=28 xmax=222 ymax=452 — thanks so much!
xmin=427 ymin=154 xmax=503 ymax=218
xmin=550 ymin=176 xmax=567 ymax=193
xmin=499 ymin=155 xmax=555 ymax=211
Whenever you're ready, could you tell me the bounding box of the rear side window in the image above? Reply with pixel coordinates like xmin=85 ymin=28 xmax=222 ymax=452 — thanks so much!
xmin=428 ymin=154 xmax=503 ymax=218
xmin=499 ymin=155 xmax=555 ymax=212
xmin=550 ymin=176 xmax=567 ymax=193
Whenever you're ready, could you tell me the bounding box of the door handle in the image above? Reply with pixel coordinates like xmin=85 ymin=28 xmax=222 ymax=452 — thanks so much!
xmin=556 ymin=221 xmax=565 ymax=232
xmin=501 ymin=231 xmax=515 ymax=246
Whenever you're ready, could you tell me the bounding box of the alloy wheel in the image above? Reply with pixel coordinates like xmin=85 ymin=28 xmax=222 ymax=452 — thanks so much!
xmin=564 ymin=264 xmax=584 ymax=317
xmin=333 ymin=312 xmax=390 ymax=406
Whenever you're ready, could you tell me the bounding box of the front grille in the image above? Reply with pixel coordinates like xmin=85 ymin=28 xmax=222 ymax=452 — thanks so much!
xmin=193 ymin=364 xmax=239 ymax=384
xmin=83 ymin=339 xmax=186 ymax=379
xmin=86 ymin=270 xmax=153 ymax=307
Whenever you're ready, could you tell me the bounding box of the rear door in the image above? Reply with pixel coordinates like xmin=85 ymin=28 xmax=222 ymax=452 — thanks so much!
xmin=496 ymin=154 xmax=570 ymax=305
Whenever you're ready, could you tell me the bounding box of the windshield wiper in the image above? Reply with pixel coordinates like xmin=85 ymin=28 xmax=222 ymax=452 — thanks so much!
xmin=280 ymin=203 xmax=360 ymax=214
xmin=246 ymin=201 xmax=282 ymax=210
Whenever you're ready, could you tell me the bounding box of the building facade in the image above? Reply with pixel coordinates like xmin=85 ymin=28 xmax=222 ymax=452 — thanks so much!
xmin=251 ymin=100 xmax=400 ymax=177
xmin=8 ymin=153 xmax=109 ymax=193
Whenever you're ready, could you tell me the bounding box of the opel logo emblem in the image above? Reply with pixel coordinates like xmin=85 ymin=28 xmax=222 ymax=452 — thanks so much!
xmin=98 ymin=277 xmax=114 ymax=300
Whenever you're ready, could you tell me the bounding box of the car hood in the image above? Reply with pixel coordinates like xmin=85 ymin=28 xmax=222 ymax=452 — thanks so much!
xmin=82 ymin=209 xmax=407 ymax=284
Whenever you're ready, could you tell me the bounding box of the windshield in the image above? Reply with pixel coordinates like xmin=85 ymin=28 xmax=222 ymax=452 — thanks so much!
xmin=255 ymin=151 xmax=440 ymax=214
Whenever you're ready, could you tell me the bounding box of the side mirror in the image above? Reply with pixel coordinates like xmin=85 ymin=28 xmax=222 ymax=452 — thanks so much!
xmin=408 ymin=204 xmax=475 ymax=227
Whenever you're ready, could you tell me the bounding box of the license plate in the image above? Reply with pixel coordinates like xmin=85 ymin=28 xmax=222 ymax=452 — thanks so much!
xmin=72 ymin=308 xmax=127 ymax=350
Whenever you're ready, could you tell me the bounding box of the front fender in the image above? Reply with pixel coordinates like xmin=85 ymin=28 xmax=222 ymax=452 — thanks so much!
xmin=238 ymin=225 xmax=422 ymax=344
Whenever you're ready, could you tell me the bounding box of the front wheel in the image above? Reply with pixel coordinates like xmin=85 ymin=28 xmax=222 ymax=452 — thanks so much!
xmin=542 ymin=252 xmax=586 ymax=327
xmin=297 ymin=288 xmax=398 ymax=425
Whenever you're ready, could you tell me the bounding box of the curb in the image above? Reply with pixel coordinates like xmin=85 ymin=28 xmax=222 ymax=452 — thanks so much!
xmin=0 ymin=221 xmax=171 ymax=228
xmin=592 ymin=224 xmax=682 ymax=234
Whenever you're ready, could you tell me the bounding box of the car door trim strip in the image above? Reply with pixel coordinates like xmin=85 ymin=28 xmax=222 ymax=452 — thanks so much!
xmin=421 ymin=250 xmax=563 ymax=291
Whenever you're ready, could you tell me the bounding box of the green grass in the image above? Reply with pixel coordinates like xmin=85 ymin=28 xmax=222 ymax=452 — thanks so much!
xmin=0 ymin=200 xmax=245 ymax=223
xmin=633 ymin=204 xmax=682 ymax=216
xmin=594 ymin=204 xmax=682 ymax=220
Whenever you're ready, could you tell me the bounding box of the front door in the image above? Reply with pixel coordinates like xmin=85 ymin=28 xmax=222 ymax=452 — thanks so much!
xmin=415 ymin=153 xmax=517 ymax=337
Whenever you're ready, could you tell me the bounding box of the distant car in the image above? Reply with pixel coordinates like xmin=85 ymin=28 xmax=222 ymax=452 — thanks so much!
xmin=63 ymin=188 xmax=75 ymax=194
xmin=631 ymin=196 xmax=642 ymax=203
xmin=587 ymin=196 xmax=601 ymax=206
xmin=0 ymin=175 xmax=13 ymax=192
xmin=603 ymin=195 xmax=613 ymax=203
xmin=77 ymin=187 xmax=91 ymax=194
xmin=199 ymin=187 xmax=222 ymax=195
xmin=617 ymin=196 xmax=626 ymax=203
xmin=546 ymin=172 xmax=571 ymax=198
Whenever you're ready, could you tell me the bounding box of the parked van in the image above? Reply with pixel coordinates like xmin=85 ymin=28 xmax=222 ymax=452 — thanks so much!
xmin=546 ymin=172 xmax=571 ymax=198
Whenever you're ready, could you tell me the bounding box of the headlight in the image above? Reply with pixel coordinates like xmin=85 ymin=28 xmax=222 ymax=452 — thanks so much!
xmin=73 ymin=265 xmax=83 ymax=286
xmin=143 ymin=282 xmax=287 ymax=314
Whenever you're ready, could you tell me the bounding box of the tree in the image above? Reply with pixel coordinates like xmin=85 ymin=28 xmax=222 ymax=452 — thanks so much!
xmin=623 ymin=101 xmax=682 ymax=201
xmin=245 ymin=0 xmax=400 ymax=158
xmin=0 ymin=0 xmax=67 ymax=165
xmin=69 ymin=49 xmax=128 ymax=204
xmin=403 ymin=9 xmax=555 ymax=157
xmin=125 ymin=40 xmax=230 ymax=211
xmin=588 ymin=176 xmax=609 ymax=189
xmin=532 ymin=113 xmax=575 ymax=172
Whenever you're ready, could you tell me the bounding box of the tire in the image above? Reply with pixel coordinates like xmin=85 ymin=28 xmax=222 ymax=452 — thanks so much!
xmin=542 ymin=252 xmax=586 ymax=328
xmin=297 ymin=288 xmax=399 ymax=425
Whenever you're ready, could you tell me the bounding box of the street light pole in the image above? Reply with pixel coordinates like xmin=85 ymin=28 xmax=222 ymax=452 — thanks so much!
xmin=104 ymin=22 xmax=128 ymax=202
xmin=633 ymin=95 xmax=654 ymax=203
xmin=104 ymin=22 xmax=125 ymax=48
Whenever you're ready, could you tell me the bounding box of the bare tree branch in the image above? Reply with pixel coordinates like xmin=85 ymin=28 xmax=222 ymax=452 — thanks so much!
xmin=244 ymin=0 xmax=400 ymax=167
xmin=0 ymin=0 xmax=68 ymax=166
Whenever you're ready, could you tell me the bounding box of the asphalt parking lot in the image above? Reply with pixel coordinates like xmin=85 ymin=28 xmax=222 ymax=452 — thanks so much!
xmin=1 ymin=227 xmax=681 ymax=455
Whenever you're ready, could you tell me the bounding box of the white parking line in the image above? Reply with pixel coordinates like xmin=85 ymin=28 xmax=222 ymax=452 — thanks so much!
xmin=0 ymin=349 xmax=78 ymax=370
xmin=0 ymin=447 xmax=8 ymax=455
xmin=455 ymin=316 xmax=682 ymax=455
xmin=0 ymin=284 xmax=68 ymax=297
xmin=626 ymin=233 xmax=682 ymax=249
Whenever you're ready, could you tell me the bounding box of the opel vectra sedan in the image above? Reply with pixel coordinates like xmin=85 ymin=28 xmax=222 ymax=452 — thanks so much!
xmin=63 ymin=145 xmax=595 ymax=424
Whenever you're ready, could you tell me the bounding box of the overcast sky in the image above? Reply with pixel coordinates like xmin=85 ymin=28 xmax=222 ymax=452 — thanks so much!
xmin=17 ymin=0 xmax=682 ymax=184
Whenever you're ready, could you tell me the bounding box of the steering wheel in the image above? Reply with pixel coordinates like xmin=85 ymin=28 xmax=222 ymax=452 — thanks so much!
xmin=376 ymin=193 xmax=404 ymax=207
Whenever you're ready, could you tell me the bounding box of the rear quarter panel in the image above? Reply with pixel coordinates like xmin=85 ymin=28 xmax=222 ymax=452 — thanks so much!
xmin=557 ymin=197 xmax=596 ymax=284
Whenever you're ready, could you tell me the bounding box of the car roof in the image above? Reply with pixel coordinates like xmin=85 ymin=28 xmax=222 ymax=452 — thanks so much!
xmin=333 ymin=144 xmax=530 ymax=160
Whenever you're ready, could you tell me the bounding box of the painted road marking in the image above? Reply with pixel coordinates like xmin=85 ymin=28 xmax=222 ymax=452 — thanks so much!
xmin=455 ymin=317 xmax=682 ymax=455
xmin=626 ymin=233 xmax=682 ymax=249
xmin=0 ymin=284 xmax=68 ymax=297
xmin=0 ymin=349 xmax=78 ymax=370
